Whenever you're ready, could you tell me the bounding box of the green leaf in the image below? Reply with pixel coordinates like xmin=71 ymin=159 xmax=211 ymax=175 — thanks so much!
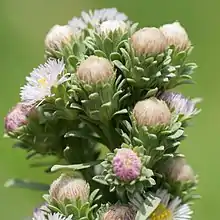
xmin=145 ymin=88 xmax=158 ymax=98
xmin=113 ymin=109 xmax=128 ymax=117
xmin=51 ymin=160 xmax=102 ymax=172
xmin=110 ymin=52 xmax=122 ymax=61
xmin=89 ymin=189 xmax=100 ymax=203
xmin=113 ymin=60 xmax=129 ymax=74
xmin=68 ymin=55 xmax=79 ymax=67
xmin=135 ymin=195 xmax=161 ymax=220
xmin=4 ymin=179 xmax=49 ymax=191
xmin=94 ymin=50 xmax=107 ymax=58
xmin=168 ymin=129 xmax=184 ymax=139
xmin=93 ymin=176 xmax=109 ymax=185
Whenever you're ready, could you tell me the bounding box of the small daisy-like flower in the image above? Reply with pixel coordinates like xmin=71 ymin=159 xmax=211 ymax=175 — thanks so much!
xmin=33 ymin=212 xmax=72 ymax=220
xmin=102 ymin=204 xmax=136 ymax=220
xmin=112 ymin=148 xmax=142 ymax=182
xmin=20 ymin=59 xmax=68 ymax=104
xmin=149 ymin=189 xmax=193 ymax=220
xmin=68 ymin=8 xmax=128 ymax=33
xmin=99 ymin=20 xmax=127 ymax=34
xmin=4 ymin=102 xmax=33 ymax=132
xmin=49 ymin=174 xmax=90 ymax=203
xmin=77 ymin=55 xmax=114 ymax=84
xmin=160 ymin=22 xmax=191 ymax=51
xmin=162 ymin=157 xmax=195 ymax=183
xmin=45 ymin=25 xmax=74 ymax=51
xmin=159 ymin=91 xmax=196 ymax=117
xmin=131 ymin=27 xmax=167 ymax=55
xmin=133 ymin=98 xmax=171 ymax=127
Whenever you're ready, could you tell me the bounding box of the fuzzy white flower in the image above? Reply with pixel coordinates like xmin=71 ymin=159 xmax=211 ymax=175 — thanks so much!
xmin=99 ymin=20 xmax=127 ymax=34
xmin=20 ymin=59 xmax=69 ymax=104
xmin=149 ymin=189 xmax=193 ymax=220
xmin=33 ymin=212 xmax=72 ymax=220
xmin=68 ymin=8 xmax=128 ymax=33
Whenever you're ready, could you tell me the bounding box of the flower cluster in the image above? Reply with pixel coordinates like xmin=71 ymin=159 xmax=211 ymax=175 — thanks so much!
xmin=4 ymin=7 xmax=200 ymax=220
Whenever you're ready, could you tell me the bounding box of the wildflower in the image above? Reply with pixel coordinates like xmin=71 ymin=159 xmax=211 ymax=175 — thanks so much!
xmin=77 ymin=56 xmax=114 ymax=84
xmin=4 ymin=103 xmax=33 ymax=132
xmin=102 ymin=205 xmax=136 ymax=220
xmin=112 ymin=148 xmax=142 ymax=182
xmin=49 ymin=174 xmax=90 ymax=203
xmin=33 ymin=212 xmax=72 ymax=220
xmin=159 ymin=91 xmax=196 ymax=117
xmin=149 ymin=189 xmax=193 ymax=220
xmin=160 ymin=22 xmax=191 ymax=51
xmin=20 ymin=59 xmax=68 ymax=104
xmin=131 ymin=27 xmax=167 ymax=55
xmin=69 ymin=8 xmax=128 ymax=33
xmin=45 ymin=25 xmax=73 ymax=51
xmin=133 ymin=98 xmax=171 ymax=127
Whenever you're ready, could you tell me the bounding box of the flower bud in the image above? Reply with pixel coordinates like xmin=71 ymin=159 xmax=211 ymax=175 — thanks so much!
xmin=49 ymin=174 xmax=90 ymax=203
xmin=162 ymin=157 xmax=195 ymax=182
xmin=133 ymin=98 xmax=171 ymax=127
xmin=99 ymin=20 xmax=127 ymax=34
xmin=159 ymin=91 xmax=196 ymax=117
xmin=131 ymin=27 xmax=167 ymax=55
xmin=77 ymin=56 xmax=114 ymax=84
xmin=4 ymin=103 xmax=34 ymax=133
xmin=45 ymin=25 xmax=73 ymax=51
xmin=160 ymin=22 xmax=191 ymax=51
xmin=102 ymin=205 xmax=136 ymax=220
xmin=112 ymin=148 xmax=141 ymax=182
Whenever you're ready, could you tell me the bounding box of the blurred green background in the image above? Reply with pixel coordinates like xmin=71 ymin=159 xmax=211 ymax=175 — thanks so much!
xmin=0 ymin=0 xmax=218 ymax=219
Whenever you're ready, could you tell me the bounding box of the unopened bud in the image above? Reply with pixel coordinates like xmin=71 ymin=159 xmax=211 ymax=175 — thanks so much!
xmin=160 ymin=22 xmax=191 ymax=51
xmin=131 ymin=27 xmax=167 ymax=55
xmin=102 ymin=205 xmax=136 ymax=220
xmin=45 ymin=25 xmax=73 ymax=51
xmin=4 ymin=103 xmax=34 ymax=133
xmin=77 ymin=56 xmax=114 ymax=84
xmin=133 ymin=98 xmax=171 ymax=127
xmin=99 ymin=20 xmax=127 ymax=34
xmin=49 ymin=174 xmax=90 ymax=203
xmin=163 ymin=157 xmax=195 ymax=182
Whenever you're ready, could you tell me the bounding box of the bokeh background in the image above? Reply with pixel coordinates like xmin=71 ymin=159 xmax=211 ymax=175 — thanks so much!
xmin=0 ymin=0 xmax=218 ymax=219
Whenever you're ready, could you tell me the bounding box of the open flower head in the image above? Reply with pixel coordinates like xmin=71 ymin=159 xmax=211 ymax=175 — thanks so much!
xmin=159 ymin=91 xmax=196 ymax=117
xmin=33 ymin=212 xmax=72 ymax=220
xmin=99 ymin=20 xmax=128 ymax=34
xmin=45 ymin=25 xmax=74 ymax=51
xmin=69 ymin=8 xmax=128 ymax=33
xmin=20 ymin=59 xmax=68 ymax=104
xmin=4 ymin=102 xmax=33 ymax=133
xmin=133 ymin=98 xmax=171 ymax=127
xmin=112 ymin=148 xmax=141 ymax=182
xmin=149 ymin=189 xmax=193 ymax=220
xmin=102 ymin=205 xmax=136 ymax=220
xmin=49 ymin=174 xmax=90 ymax=203
xmin=160 ymin=22 xmax=191 ymax=51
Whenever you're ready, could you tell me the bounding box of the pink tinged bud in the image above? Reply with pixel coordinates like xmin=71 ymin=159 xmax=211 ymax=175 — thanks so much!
xmin=163 ymin=157 xmax=195 ymax=182
xmin=45 ymin=25 xmax=74 ymax=51
xmin=102 ymin=205 xmax=136 ymax=220
xmin=133 ymin=98 xmax=171 ymax=127
xmin=112 ymin=148 xmax=141 ymax=182
xmin=160 ymin=22 xmax=191 ymax=51
xmin=4 ymin=103 xmax=33 ymax=132
xmin=77 ymin=56 xmax=114 ymax=84
xmin=131 ymin=27 xmax=167 ymax=55
xmin=49 ymin=174 xmax=90 ymax=203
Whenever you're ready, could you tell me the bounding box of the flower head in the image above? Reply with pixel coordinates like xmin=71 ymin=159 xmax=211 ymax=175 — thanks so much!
xmin=149 ymin=189 xmax=193 ymax=220
xmin=162 ymin=157 xmax=195 ymax=183
xmin=20 ymin=59 xmax=68 ymax=104
xmin=159 ymin=91 xmax=196 ymax=117
xmin=112 ymin=148 xmax=141 ymax=182
xmin=69 ymin=8 xmax=128 ymax=33
xmin=77 ymin=56 xmax=114 ymax=84
xmin=49 ymin=174 xmax=90 ymax=203
xmin=33 ymin=212 xmax=72 ymax=220
xmin=45 ymin=25 xmax=74 ymax=51
xmin=4 ymin=102 xmax=33 ymax=132
xmin=102 ymin=205 xmax=136 ymax=220
xmin=99 ymin=20 xmax=127 ymax=34
xmin=131 ymin=27 xmax=167 ymax=55
xmin=133 ymin=98 xmax=171 ymax=127
xmin=160 ymin=22 xmax=191 ymax=51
